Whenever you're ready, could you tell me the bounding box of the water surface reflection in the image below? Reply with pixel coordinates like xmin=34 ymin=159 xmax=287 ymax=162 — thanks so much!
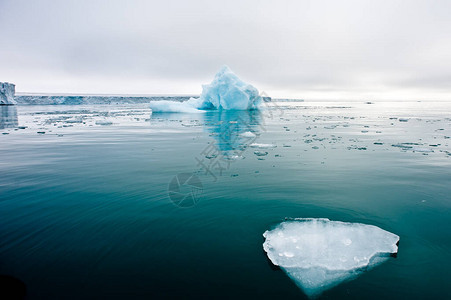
xmin=203 ymin=110 xmax=263 ymax=158
xmin=0 ymin=105 xmax=18 ymax=129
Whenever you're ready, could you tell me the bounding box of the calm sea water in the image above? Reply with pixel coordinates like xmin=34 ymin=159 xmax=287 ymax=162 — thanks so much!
xmin=0 ymin=101 xmax=450 ymax=299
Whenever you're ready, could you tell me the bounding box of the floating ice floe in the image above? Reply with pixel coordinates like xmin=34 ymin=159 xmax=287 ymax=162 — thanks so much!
xmin=254 ymin=150 xmax=268 ymax=156
xmin=95 ymin=119 xmax=113 ymax=126
xmin=149 ymin=66 xmax=262 ymax=112
xmin=412 ymin=147 xmax=433 ymax=153
xmin=240 ymin=131 xmax=257 ymax=138
xmin=147 ymin=100 xmax=203 ymax=113
xmin=249 ymin=143 xmax=277 ymax=149
xmin=263 ymin=218 xmax=399 ymax=297
xmin=391 ymin=142 xmax=435 ymax=153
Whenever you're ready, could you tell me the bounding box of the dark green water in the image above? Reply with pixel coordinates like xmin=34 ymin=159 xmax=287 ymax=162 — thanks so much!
xmin=0 ymin=102 xmax=450 ymax=299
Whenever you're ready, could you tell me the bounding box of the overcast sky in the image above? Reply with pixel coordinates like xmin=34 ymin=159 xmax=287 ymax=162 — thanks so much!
xmin=0 ymin=0 xmax=450 ymax=100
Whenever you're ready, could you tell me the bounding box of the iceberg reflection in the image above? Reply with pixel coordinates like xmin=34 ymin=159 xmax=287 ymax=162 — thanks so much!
xmin=0 ymin=105 xmax=18 ymax=129
xmin=149 ymin=109 xmax=264 ymax=181
xmin=203 ymin=110 xmax=263 ymax=158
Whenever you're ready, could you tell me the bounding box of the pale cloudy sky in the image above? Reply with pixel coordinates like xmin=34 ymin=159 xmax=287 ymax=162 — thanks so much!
xmin=0 ymin=0 xmax=450 ymax=100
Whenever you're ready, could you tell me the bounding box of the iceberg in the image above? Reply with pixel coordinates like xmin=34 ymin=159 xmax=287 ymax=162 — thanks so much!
xmin=263 ymin=218 xmax=399 ymax=297
xmin=149 ymin=66 xmax=262 ymax=112
xmin=0 ymin=82 xmax=16 ymax=105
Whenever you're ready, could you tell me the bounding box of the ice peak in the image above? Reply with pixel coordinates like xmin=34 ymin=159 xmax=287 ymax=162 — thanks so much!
xmin=197 ymin=65 xmax=262 ymax=110
xmin=217 ymin=64 xmax=232 ymax=74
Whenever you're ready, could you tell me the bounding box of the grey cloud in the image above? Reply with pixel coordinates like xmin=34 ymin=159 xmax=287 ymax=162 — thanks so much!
xmin=0 ymin=0 xmax=450 ymax=99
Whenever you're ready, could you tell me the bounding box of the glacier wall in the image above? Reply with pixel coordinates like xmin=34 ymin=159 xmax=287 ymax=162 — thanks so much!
xmin=0 ymin=82 xmax=16 ymax=105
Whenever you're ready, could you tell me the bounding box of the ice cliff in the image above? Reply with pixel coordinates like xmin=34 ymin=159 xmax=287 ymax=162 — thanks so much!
xmin=0 ymin=82 xmax=16 ymax=105
xmin=149 ymin=66 xmax=263 ymax=112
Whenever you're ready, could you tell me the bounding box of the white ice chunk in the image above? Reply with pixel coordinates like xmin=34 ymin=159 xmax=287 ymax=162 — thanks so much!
xmin=249 ymin=143 xmax=277 ymax=149
xmin=263 ymin=218 xmax=399 ymax=297
xmin=149 ymin=100 xmax=203 ymax=113
xmin=240 ymin=131 xmax=256 ymax=138
xmin=149 ymin=66 xmax=262 ymax=112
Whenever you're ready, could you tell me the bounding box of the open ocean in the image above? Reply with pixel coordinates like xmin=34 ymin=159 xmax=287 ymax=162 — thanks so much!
xmin=0 ymin=100 xmax=450 ymax=299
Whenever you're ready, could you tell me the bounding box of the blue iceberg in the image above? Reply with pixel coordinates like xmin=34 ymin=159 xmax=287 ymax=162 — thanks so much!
xmin=149 ymin=66 xmax=262 ymax=112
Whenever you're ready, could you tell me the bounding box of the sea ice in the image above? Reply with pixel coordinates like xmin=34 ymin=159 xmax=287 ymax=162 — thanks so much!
xmin=249 ymin=143 xmax=277 ymax=149
xmin=95 ymin=119 xmax=113 ymax=126
xmin=412 ymin=147 xmax=433 ymax=153
xmin=254 ymin=150 xmax=268 ymax=156
xmin=240 ymin=131 xmax=256 ymax=138
xmin=149 ymin=66 xmax=262 ymax=112
xmin=147 ymin=100 xmax=202 ymax=113
xmin=263 ymin=218 xmax=399 ymax=297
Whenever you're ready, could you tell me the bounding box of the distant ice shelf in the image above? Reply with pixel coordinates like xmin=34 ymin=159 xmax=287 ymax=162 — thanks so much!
xmin=149 ymin=65 xmax=263 ymax=112
xmin=14 ymin=95 xmax=193 ymax=105
xmin=263 ymin=218 xmax=399 ymax=297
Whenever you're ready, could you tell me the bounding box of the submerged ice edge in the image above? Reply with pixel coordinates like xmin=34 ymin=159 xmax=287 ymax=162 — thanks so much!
xmin=263 ymin=218 xmax=399 ymax=297
xmin=149 ymin=65 xmax=263 ymax=112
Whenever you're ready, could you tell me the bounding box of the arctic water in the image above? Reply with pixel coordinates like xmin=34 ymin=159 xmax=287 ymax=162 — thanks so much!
xmin=0 ymin=100 xmax=450 ymax=299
